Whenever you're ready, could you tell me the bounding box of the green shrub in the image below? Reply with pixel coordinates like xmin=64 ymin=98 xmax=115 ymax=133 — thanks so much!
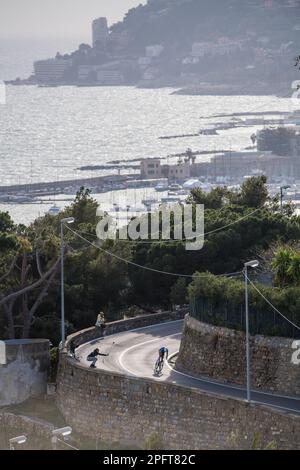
xmin=144 ymin=433 xmax=163 ymax=450
xmin=189 ymin=273 xmax=300 ymax=338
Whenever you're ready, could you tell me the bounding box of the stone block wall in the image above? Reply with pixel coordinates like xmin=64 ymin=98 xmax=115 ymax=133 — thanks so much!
xmin=56 ymin=312 xmax=300 ymax=450
xmin=57 ymin=355 xmax=300 ymax=450
xmin=0 ymin=339 xmax=50 ymax=406
xmin=176 ymin=315 xmax=300 ymax=396
xmin=0 ymin=412 xmax=54 ymax=450
xmin=67 ymin=309 xmax=188 ymax=352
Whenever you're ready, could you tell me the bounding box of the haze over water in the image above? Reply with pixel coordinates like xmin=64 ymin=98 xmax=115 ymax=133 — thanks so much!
xmin=0 ymin=85 xmax=295 ymax=187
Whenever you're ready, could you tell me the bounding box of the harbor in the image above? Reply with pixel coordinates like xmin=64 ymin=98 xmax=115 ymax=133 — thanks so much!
xmin=0 ymin=173 xmax=169 ymax=204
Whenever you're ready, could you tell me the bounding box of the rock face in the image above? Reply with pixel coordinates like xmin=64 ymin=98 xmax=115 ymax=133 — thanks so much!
xmin=0 ymin=339 xmax=50 ymax=406
xmin=176 ymin=315 xmax=300 ymax=396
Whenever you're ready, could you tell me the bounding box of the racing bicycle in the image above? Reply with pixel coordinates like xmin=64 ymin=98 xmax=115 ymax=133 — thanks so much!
xmin=154 ymin=357 xmax=164 ymax=375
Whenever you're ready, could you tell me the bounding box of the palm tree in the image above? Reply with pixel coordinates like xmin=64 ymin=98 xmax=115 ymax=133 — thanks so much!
xmin=287 ymin=253 xmax=300 ymax=287
xmin=271 ymin=247 xmax=293 ymax=287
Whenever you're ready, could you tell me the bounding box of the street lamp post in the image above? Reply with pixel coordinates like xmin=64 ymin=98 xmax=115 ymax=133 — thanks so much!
xmin=60 ymin=218 xmax=75 ymax=349
xmin=243 ymin=259 xmax=259 ymax=402
xmin=280 ymin=185 xmax=291 ymax=212
xmin=51 ymin=426 xmax=72 ymax=450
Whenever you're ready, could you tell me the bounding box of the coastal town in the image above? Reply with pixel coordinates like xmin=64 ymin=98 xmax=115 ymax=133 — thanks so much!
xmin=1 ymin=0 xmax=300 ymax=457
xmin=7 ymin=0 xmax=300 ymax=94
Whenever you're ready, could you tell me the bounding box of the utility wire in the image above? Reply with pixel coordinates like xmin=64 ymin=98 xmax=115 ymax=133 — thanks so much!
xmin=68 ymin=205 xmax=263 ymax=245
xmin=56 ymin=438 xmax=79 ymax=451
xmin=65 ymin=226 xmax=300 ymax=331
xmin=245 ymin=273 xmax=300 ymax=332
xmin=65 ymin=224 xmax=242 ymax=279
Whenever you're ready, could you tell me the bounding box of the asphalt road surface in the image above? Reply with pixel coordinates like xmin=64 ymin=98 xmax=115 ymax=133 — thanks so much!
xmin=76 ymin=320 xmax=300 ymax=415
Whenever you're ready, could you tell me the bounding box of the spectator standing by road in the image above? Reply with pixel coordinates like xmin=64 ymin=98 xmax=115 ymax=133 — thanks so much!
xmin=96 ymin=312 xmax=106 ymax=328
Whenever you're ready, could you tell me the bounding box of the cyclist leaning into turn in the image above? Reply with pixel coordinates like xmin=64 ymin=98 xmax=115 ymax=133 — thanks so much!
xmin=154 ymin=346 xmax=169 ymax=375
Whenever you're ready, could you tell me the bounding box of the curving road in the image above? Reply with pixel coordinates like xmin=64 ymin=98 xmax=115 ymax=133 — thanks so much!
xmin=76 ymin=320 xmax=300 ymax=416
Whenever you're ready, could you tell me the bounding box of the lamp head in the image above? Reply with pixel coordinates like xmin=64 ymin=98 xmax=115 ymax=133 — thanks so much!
xmin=244 ymin=260 xmax=259 ymax=269
xmin=61 ymin=217 xmax=75 ymax=225
xmin=9 ymin=435 xmax=27 ymax=445
xmin=52 ymin=426 xmax=72 ymax=437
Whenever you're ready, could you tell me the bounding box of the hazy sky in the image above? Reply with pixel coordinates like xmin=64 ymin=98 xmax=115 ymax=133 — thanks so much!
xmin=0 ymin=0 xmax=147 ymax=39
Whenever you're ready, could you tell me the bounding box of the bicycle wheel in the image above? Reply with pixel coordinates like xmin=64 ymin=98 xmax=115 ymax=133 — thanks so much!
xmin=154 ymin=359 xmax=160 ymax=375
xmin=154 ymin=359 xmax=163 ymax=375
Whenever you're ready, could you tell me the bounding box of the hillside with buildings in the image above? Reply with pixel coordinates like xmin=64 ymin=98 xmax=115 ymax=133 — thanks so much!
xmin=14 ymin=0 xmax=300 ymax=93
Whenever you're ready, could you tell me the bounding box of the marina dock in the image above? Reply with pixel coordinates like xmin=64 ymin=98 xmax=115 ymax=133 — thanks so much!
xmin=0 ymin=173 xmax=167 ymax=203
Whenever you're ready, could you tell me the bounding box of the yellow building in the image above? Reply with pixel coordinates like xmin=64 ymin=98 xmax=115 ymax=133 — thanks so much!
xmin=140 ymin=158 xmax=191 ymax=180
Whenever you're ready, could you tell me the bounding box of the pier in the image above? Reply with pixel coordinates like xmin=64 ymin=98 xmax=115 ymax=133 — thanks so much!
xmin=0 ymin=173 xmax=166 ymax=203
xmin=0 ymin=174 xmax=134 ymax=197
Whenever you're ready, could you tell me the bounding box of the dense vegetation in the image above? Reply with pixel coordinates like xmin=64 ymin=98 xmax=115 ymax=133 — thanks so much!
xmin=111 ymin=0 xmax=299 ymax=56
xmin=1 ymin=177 xmax=300 ymax=343
xmin=57 ymin=1 xmax=299 ymax=87
xmin=258 ymin=127 xmax=298 ymax=156
xmin=189 ymin=272 xmax=300 ymax=338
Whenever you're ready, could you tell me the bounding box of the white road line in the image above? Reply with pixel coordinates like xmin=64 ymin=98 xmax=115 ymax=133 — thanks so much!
xmin=76 ymin=319 xmax=184 ymax=355
xmin=120 ymin=345 xmax=300 ymax=414
xmin=76 ymin=321 xmax=300 ymax=414
xmin=251 ymin=401 xmax=300 ymax=414
xmin=118 ymin=333 xmax=181 ymax=377
xmin=166 ymin=351 xmax=300 ymax=409
xmin=125 ymin=318 xmax=183 ymax=333
xmin=166 ymin=352 xmax=249 ymax=392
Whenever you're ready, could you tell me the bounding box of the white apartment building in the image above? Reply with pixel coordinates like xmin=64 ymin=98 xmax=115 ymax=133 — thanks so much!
xmin=138 ymin=57 xmax=152 ymax=68
xmin=142 ymin=68 xmax=160 ymax=80
xmin=191 ymin=40 xmax=241 ymax=58
xmin=97 ymin=70 xmax=124 ymax=85
xmin=146 ymin=45 xmax=164 ymax=58
xmin=34 ymin=59 xmax=72 ymax=83
xmin=78 ymin=65 xmax=102 ymax=81
xmin=182 ymin=57 xmax=200 ymax=65
xmin=92 ymin=17 xmax=109 ymax=47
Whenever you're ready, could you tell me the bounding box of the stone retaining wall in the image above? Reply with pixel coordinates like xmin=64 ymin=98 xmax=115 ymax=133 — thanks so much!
xmin=67 ymin=309 xmax=188 ymax=352
xmin=0 ymin=339 xmax=50 ymax=406
xmin=57 ymin=355 xmax=300 ymax=450
xmin=176 ymin=315 xmax=300 ymax=396
xmin=0 ymin=412 xmax=54 ymax=450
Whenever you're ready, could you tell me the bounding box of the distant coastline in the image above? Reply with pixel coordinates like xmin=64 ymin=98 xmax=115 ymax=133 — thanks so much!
xmin=5 ymin=78 xmax=290 ymax=97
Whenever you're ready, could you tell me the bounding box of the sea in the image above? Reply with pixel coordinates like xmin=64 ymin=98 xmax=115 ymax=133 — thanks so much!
xmin=0 ymin=38 xmax=298 ymax=224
